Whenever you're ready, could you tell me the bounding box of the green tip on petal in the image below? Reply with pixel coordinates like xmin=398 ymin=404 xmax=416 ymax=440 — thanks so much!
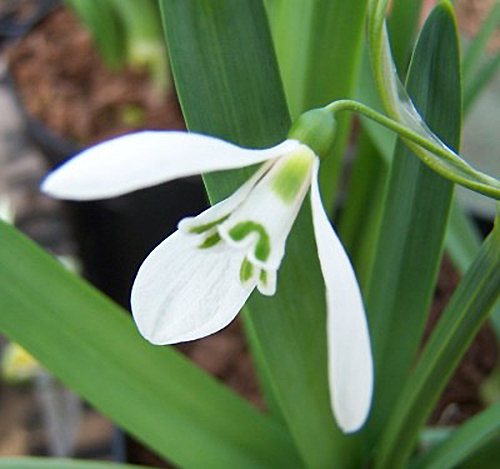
xmin=240 ymin=258 xmax=255 ymax=283
xmin=271 ymin=150 xmax=315 ymax=204
xmin=198 ymin=232 xmax=222 ymax=249
xmin=288 ymin=108 xmax=336 ymax=157
xmin=229 ymin=221 xmax=271 ymax=262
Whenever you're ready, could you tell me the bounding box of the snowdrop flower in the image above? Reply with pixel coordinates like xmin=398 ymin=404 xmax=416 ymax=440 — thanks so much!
xmin=42 ymin=109 xmax=373 ymax=433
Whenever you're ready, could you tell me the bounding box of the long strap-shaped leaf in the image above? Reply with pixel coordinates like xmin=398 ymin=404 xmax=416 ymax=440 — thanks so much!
xmin=266 ymin=0 xmax=369 ymax=208
xmin=462 ymin=3 xmax=500 ymax=113
xmin=367 ymin=0 xmax=500 ymax=199
xmin=387 ymin=0 xmax=423 ymax=73
xmin=462 ymin=2 xmax=500 ymax=84
xmin=365 ymin=0 xmax=461 ymax=437
xmin=160 ymin=1 xmax=354 ymax=467
xmin=0 ymin=222 xmax=300 ymax=469
xmin=374 ymin=213 xmax=500 ymax=469
xmin=410 ymin=404 xmax=500 ymax=469
xmin=356 ymin=21 xmax=500 ymax=342
xmin=338 ymin=129 xmax=387 ymax=289
xmin=64 ymin=0 xmax=124 ymax=70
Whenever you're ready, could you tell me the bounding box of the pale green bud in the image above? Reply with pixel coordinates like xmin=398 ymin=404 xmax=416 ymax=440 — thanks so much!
xmin=288 ymin=108 xmax=336 ymax=157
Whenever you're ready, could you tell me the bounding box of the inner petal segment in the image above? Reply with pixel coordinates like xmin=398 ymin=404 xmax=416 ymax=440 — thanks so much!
xmin=219 ymin=145 xmax=317 ymax=270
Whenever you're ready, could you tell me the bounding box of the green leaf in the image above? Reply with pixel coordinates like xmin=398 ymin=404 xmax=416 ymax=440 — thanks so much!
xmin=160 ymin=1 xmax=357 ymax=467
xmin=445 ymin=199 xmax=483 ymax=272
xmin=464 ymin=51 xmax=500 ymax=114
xmin=374 ymin=213 xmax=500 ymax=469
xmin=0 ymin=222 xmax=300 ymax=469
xmin=367 ymin=1 xmax=500 ymax=200
xmin=106 ymin=0 xmax=170 ymax=91
xmin=419 ymin=426 xmax=454 ymax=451
xmin=64 ymin=0 xmax=124 ymax=70
xmin=444 ymin=203 xmax=500 ymax=343
xmin=462 ymin=2 xmax=500 ymax=84
xmin=357 ymin=30 xmax=500 ymax=344
xmin=462 ymin=9 xmax=500 ymax=115
xmin=0 ymin=458 xmax=145 ymax=469
xmin=458 ymin=435 xmax=500 ymax=469
xmin=265 ymin=0 xmax=367 ymax=119
xmin=266 ymin=0 xmax=369 ymax=207
xmin=410 ymin=405 xmax=500 ymax=469
xmin=365 ymin=0 xmax=461 ymax=438
xmin=388 ymin=0 xmax=423 ymax=73
xmin=338 ymin=129 xmax=388 ymax=289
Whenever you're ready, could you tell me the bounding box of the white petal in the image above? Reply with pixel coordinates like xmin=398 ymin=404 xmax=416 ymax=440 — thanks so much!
xmin=131 ymin=228 xmax=256 ymax=345
xmin=42 ymin=131 xmax=301 ymax=200
xmin=218 ymin=146 xmax=315 ymax=270
xmin=257 ymin=268 xmax=277 ymax=296
xmin=310 ymin=161 xmax=373 ymax=433
xmin=178 ymin=159 xmax=274 ymax=234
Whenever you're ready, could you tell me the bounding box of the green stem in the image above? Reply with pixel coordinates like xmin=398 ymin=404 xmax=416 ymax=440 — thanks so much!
xmin=323 ymin=99 xmax=500 ymax=199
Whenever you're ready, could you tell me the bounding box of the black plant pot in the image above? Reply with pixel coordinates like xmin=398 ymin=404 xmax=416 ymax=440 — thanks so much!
xmin=8 ymin=61 xmax=207 ymax=310
xmin=24 ymin=101 xmax=207 ymax=307
xmin=0 ymin=0 xmax=58 ymax=46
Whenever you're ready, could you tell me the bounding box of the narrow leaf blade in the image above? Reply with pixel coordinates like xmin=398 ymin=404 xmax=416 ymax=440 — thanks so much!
xmin=0 ymin=222 xmax=300 ymax=469
xmin=160 ymin=1 xmax=355 ymax=466
xmin=366 ymin=0 xmax=461 ymax=437
xmin=375 ymin=210 xmax=500 ymax=469
xmin=411 ymin=404 xmax=500 ymax=469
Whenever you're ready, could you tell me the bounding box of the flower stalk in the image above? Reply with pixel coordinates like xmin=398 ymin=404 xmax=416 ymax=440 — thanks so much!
xmin=324 ymin=99 xmax=500 ymax=199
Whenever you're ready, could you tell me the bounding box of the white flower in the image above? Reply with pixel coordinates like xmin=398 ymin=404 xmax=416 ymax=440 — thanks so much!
xmin=42 ymin=130 xmax=373 ymax=433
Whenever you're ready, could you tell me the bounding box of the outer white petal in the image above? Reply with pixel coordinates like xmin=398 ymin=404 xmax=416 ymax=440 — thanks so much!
xmin=310 ymin=161 xmax=373 ymax=433
xmin=131 ymin=228 xmax=256 ymax=345
xmin=42 ymin=131 xmax=301 ymax=200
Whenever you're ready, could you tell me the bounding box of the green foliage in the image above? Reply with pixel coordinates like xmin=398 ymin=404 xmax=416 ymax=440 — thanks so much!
xmin=64 ymin=0 xmax=124 ymax=70
xmin=0 ymin=221 xmax=299 ymax=469
xmin=365 ymin=2 xmax=461 ymax=439
xmin=375 ymin=214 xmax=500 ymax=468
xmin=0 ymin=459 xmax=146 ymax=469
xmin=159 ymin=2 xmax=353 ymax=467
xmin=1 ymin=1 xmax=500 ymax=469
xmin=266 ymin=0 xmax=369 ymax=209
xmin=65 ymin=0 xmax=169 ymax=91
xmin=411 ymin=405 xmax=500 ymax=469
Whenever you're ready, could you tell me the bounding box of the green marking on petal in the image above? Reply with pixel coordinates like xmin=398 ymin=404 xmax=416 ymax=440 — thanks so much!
xmin=259 ymin=269 xmax=268 ymax=286
xmin=189 ymin=214 xmax=230 ymax=234
xmin=271 ymin=151 xmax=314 ymax=204
xmin=229 ymin=221 xmax=270 ymax=262
xmin=240 ymin=258 xmax=254 ymax=283
xmin=198 ymin=232 xmax=222 ymax=249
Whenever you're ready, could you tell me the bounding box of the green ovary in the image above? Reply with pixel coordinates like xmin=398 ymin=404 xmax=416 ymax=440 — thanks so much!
xmin=271 ymin=151 xmax=314 ymax=204
xmin=229 ymin=221 xmax=270 ymax=262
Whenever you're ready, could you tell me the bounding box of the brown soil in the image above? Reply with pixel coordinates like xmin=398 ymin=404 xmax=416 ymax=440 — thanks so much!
xmin=455 ymin=0 xmax=500 ymax=50
xmin=6 ymin=7 xmax=184 ymax=147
